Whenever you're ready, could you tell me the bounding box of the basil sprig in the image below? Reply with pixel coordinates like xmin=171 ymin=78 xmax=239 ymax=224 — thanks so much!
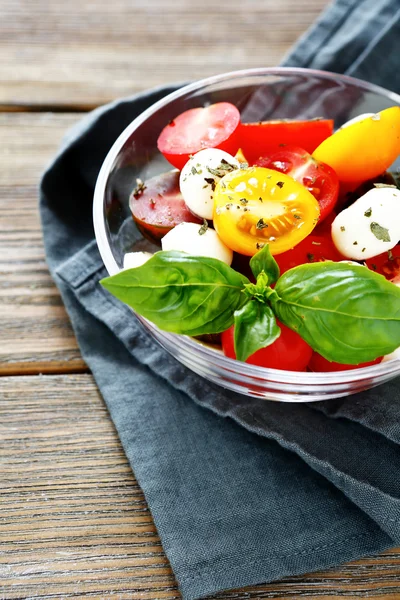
xmin=101 ymin=245 xmax=400 ymax=364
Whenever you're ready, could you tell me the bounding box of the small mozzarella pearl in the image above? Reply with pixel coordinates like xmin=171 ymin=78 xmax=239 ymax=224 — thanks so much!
xmin=123 ymin=251 xmax=152 ymax=269
xmin=179 ymin=148 xmax=240 ymax=220
xmin=339 ymin=260 xmax=365 ymax=267
xmin=332 ymin=187 xmax=400 ymax=260
xmin=382 ymin=346 xmax=400 ymax=362
xmin=161 ymin=222 xmax=233 ymax=265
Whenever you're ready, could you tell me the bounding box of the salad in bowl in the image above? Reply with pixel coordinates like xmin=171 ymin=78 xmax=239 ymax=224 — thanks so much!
xmin=94 ymin=68 xmax=400 ymax=401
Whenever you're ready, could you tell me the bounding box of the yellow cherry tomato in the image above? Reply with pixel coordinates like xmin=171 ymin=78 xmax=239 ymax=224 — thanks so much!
xmin=213 ymin=167 xmax=320 ymax=256
xmin=312 ymin=106 xmax=400 ymax=182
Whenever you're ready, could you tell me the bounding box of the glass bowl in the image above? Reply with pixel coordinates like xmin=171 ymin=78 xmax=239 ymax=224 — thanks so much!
xmin=93 ymin=67 xmax=400 ymax=402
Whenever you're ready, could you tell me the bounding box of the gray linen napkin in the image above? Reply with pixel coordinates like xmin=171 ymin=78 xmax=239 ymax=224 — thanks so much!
xmin=40 ymin=1 xmax=400 ymax=598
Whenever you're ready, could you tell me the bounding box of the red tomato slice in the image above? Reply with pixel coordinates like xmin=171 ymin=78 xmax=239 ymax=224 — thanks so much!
xmin=275 ymin=232 xmax=345 ymax=276
xmin=256 ymin=146 xmax=339 ymax=222
xmin=129 ymin=170 xmax=202 ymax=244
xmin=157 ymin=102 xmax=240 ymax=170
xmin=312 ymin=209 xmax=337 ymax=236
xmin=365 ymin=244 xmax=400 ymax=283
xmin=308 ymin=352 xmax=382 ymax=372
xmin=239 ymin=119 xmax=334 ymax=165
xmin=222 ymin=322 xmax=312 ymax=371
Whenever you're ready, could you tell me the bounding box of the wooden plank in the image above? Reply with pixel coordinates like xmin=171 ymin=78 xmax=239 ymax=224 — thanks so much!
xmin=0 ymin=374 xmax=177 ymax=599
xmin=0 ymin=112 xmax=87 ymax=374
xmin=0 ymin=0 xmax=329 ymax=108
xmin=0 ymin=373 xmax=399 ymax=599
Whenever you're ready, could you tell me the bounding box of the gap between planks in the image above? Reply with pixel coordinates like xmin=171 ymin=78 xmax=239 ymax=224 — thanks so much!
xmin=0 ymin=103 xmax=98 ymax=113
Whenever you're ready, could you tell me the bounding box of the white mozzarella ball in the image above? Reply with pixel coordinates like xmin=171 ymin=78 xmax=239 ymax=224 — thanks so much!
xmin=179 ymin=148 xmax=240 ymax=220
xmin=382 ymin=347 xmax=400 ymax=362
xmin=331 ymin=187 xmax=400 ymax=260
xmin=161 ymin=222 xmax=233 ymax=265
xmin=123 ymin=251 xmax=152 ymax=270
xmin=340 ymin=113 xmax=375 ymax=129
xmin=339 ymin=260 xmax=364 ymax=267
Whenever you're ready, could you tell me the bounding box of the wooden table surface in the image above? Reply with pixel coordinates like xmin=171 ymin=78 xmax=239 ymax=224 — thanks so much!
xmin=1 ymin=1 xmax=400 ymax=598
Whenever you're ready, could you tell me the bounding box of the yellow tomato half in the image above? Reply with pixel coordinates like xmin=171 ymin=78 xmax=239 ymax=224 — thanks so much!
xmin=312 ymin=106 xmax=400 ymax=182
xmin=213 ymin=167 xmax=320 ymax=256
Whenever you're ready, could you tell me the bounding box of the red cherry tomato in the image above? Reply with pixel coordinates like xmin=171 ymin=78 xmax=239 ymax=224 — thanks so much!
xmin=222 ymin=322 xmax=313 ymax=371
xmin=129 ymin=170 xmax=202 ymax=244
xmin=239 ymin=119 xmax=334 ymax=165
xmin=312 ymin=209 xmax=337 ymax=236
xmin=275 ymin=233 xmax=345 ymax=276
xmin=308 ymin=352 xmax=383 ymax=372
xmin=256 ymin=146 xmax=339 ymax=222
xmin=365 ymin=244 xmax=400 ymax=283
xmin=157 ymin=102 xmax=240 ymax=170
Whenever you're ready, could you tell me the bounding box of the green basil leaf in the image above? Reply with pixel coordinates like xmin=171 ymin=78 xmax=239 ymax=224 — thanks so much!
xmin=270 ymin=262 xmax=400 ymax=364
xmin=100 ymin=251 xmax=250 ymax=336
xmin=234 ymin=300 xmax=281 ymax=362
xmin=249 ymin=244 xmax=280 ymax=283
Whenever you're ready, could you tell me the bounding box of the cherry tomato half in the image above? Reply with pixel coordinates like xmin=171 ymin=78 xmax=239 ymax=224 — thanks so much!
xmin=256 ymin=146 xmax=339 ymax=222
xmin=239 ymin=119 xmax=334 ymax=165
xmin=275 ymin=232 xmax=345 ymax=275
xmin=308 ymin=352 xmax=383 ymax=372
xmin=312 ymin=209 xmax=337 ymax=236
xmin=157 ymin=102 xmax=240 ymax=170
xmin=129 ymin=170 xmax=202 ymax=243
xmin=222 ymin=322 xmax=313 ymax=371
xmin=312 ymin=107 xmax=400 ymax=182
xmin=365 ymin=244 xmax=400 ymax=283
xmin=213 ymin=166 xmax=320 ymax=256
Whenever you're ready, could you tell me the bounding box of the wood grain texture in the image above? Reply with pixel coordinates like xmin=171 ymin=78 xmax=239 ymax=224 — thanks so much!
xmin=0 ymin=113 xmax=87 ymax=374
xmin=0 ymin=0 xmax=329 ymax=108
xmin=0 ymin=374 xmax=400 ymax=600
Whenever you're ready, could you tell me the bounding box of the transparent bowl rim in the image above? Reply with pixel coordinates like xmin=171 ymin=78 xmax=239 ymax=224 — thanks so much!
xmin=93 ymin=66 xmax=400 ymax=386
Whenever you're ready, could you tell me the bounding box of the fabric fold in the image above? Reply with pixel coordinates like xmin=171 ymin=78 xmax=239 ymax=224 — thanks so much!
xmin=284 ymin=0 xmax=400 ymax=91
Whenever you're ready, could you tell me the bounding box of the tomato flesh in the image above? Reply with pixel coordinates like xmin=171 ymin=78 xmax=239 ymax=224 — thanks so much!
xmin=213 ymin=166 xmax=320 ymax=256
xmin=222 ymin=322 xmax=313 ymax=371
xmin=129 ymin=170 xmax=202 ymax=243
xmin=312 ymin=209 xmax=337 ymax=236
xmin=239 ymin=119 xmax=334 ymax=165
xmin=365 ymin=244 xmax=400 ymax=282
xmin=157 ymin=102 xmax=240 ymax=170
xmin=256 ymin=146 xmax=339 ymax=222
xmin=275 ymin=233 xmax=345 ymax=276
xmin=308 ymin=352 xmax=383 ymax=372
